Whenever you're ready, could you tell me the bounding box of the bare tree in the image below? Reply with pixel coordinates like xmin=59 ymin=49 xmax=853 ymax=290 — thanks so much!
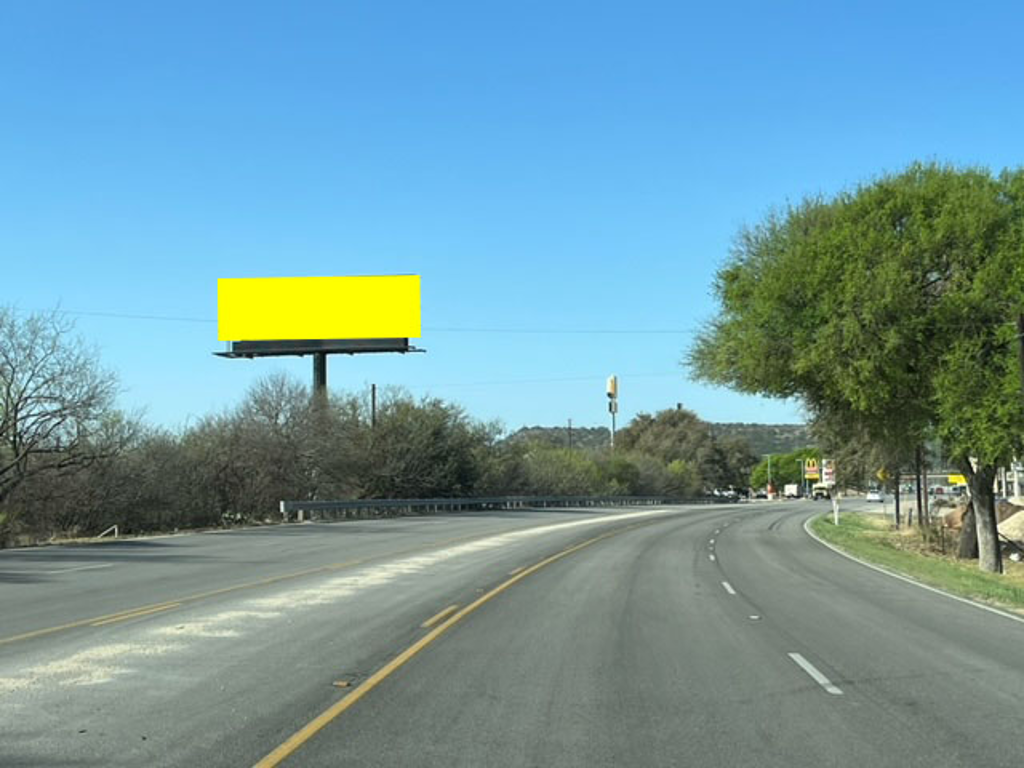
xmin=0 ymin=308 xmax=126 ymax=518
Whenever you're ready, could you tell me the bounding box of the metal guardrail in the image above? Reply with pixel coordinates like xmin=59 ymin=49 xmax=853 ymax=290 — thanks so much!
xmin=279 ymin=495 xmax=716 ymax=522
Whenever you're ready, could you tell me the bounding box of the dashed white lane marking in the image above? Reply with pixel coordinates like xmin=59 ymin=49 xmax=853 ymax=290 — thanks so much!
xmin=714 ymin=529 xmax=720 ymax=535
xmin=788 ymin=652 xmax=843 ymax=695
xmin=708 ymin=554 xmax=716 ymax=562
xmin=43 ymin=563 xmax=113 ymax=575
xmin=721 ymin=581 xmax=736 ymax=595
xmin=709 ymin=538 xmax=715 ymax=545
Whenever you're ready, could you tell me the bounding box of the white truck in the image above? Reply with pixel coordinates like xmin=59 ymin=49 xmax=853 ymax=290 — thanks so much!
xmin=783 ymin=483 xmax=800 ymax=498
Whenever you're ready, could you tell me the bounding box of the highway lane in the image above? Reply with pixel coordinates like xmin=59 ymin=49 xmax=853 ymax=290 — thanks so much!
xmin=0 ymin=508 xmax=670 ymax=644
xmin=3 ymin=500 xmax=1022 ymax=766
xmin=271 ymin=501 xmax=1024 ymax=767
xmin=0 ymin=503 xmax=730 ymax=766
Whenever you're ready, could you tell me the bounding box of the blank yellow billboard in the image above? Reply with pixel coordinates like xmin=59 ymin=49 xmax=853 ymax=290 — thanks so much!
xmin=218 ymin=275 xmax=421 ymax=341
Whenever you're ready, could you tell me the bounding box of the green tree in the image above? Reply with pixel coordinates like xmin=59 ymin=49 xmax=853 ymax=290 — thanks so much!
xmin=616 ymin=407 xmax=756 ymax=491
xmin=749 ymin=447 xmax=820 ymax=491
xmin=522 ymin=444 xmax=604 ymax=495
xmin=690 ymin=163 xmax=1024 ymax=572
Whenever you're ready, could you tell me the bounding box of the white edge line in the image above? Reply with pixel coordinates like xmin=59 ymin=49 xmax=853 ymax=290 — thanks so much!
xmin=803 ymin=513 xmax=1024 ymax=627
xmin=721 ymin=580 xmax=736 ymax=595
xmin=788 ymin=652 xmax=843 ymax=695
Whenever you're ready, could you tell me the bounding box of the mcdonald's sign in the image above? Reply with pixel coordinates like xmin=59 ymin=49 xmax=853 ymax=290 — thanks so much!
xmin=804 ymin=459 xmax=820 ymax=481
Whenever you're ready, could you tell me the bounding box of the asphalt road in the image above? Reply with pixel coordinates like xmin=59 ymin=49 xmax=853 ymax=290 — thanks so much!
xmin=2 ymin=501 xmax=1022 ymax=767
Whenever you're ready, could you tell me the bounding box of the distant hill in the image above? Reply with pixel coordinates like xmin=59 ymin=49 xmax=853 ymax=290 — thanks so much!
xmin=505 ymin=422 xmax=811 ymax=455
xmin=505 ymin=425 xmax=610 ymax=451
xmin=710 ymin=423 xmax=812 ymax=455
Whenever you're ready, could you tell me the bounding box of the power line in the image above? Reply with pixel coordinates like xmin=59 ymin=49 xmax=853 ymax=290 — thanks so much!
xmin=425 ymin=327 xmax=698 ymax=335
xmin=11 ymin=306 xmax=214 ymax=324
xmin=406 ymin=372 xmax=681 ymax=389
xmin=9 ymin=307 xmax=698 ymax=335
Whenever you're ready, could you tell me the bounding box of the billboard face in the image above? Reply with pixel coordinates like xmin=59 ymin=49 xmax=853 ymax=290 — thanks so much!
xmin=217 ymin=275 xmax=420 ymax=341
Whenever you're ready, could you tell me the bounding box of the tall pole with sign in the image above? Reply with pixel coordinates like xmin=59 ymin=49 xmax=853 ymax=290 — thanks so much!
xmin=822 ymin=459 xmax=838 ymax=524
xmin=804 ymin=458 xmax=820 ymax=493
xmin=606 ymin=375 xmax=618 ymax=450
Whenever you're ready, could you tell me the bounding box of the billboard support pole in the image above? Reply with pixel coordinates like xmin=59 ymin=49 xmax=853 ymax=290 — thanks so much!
xmin=313 ymin=352 xmax=328 ymax=398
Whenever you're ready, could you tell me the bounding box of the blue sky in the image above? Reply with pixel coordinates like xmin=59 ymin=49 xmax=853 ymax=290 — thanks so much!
xmin=3 ymin=1 xmax=1022 ymax=433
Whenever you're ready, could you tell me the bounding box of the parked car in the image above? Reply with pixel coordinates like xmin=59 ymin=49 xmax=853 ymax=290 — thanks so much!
xmin=866 ymin=490 xmax=883 ymax=502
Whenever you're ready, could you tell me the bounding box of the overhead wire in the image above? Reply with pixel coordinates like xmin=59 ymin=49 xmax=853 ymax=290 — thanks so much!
xmin=8 ymin=306 xmax=699 ymax=335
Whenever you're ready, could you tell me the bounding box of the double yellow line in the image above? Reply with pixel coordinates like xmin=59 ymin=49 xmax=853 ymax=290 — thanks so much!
xmin=0 ymin=529 xmax=507 ymax=648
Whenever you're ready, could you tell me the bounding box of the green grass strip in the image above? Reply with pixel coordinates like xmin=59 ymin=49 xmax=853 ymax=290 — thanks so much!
xmin=810 ymin=512 xmax=1024 ymax=614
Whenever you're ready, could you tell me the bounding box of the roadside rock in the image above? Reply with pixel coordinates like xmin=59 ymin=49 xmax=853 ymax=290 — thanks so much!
xmin=996 ymin=499 xmax=1024 ymax=524
xmin=997 ymin=509 xmax=1024 ymax=542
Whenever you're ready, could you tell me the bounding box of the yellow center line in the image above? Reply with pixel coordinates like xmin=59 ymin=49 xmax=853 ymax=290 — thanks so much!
xmin=420 ymin=604 xmax=460 ymax=629
xmin=252 ymin=519 xmax=657 ymax=768
xmin=0 ymin=528 xmax=544 ymax=648
xmin=91 ymin=603 xmax=182 ymax=627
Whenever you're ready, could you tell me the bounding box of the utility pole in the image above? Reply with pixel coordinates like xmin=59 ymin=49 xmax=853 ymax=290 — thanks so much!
xmin=371 ymin=383 xmax=377 ymax=429
xmin=894 ymin=469 xmax=901 ymax=528
xmin=921 ymin=444 xmax=929 ymax=528
xmin=767 ymin=453 xmax=773 ymax=497
xmin=567 ymin=418 xmax=573 ymax=450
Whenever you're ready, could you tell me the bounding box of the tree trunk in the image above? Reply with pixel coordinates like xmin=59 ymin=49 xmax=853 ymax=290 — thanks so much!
xmin=957 ymin=499 xmax=978 ymax=559
xmin=962 ymin=460 xmax=1002 ymax=573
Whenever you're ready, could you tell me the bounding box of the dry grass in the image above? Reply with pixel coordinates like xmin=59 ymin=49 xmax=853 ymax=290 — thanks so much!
xmin=811 ymin=512 xmax=1024 ymax=614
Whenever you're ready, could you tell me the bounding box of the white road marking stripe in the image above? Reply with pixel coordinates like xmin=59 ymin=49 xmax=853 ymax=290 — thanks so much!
xmin=714 ymin=529 xmax=720 ymax=535
xmin=43 ymin=563 xmax=113 ymax=575
xmin=788 ymin=652 xmax=843 ymax=695
xmin=708 ymin=554 xmax=716 ymax=562
xmin=709 ymin=538 xmax=715 ymax=545
xmin=721 ymin=581 xmax=736 ymax=595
